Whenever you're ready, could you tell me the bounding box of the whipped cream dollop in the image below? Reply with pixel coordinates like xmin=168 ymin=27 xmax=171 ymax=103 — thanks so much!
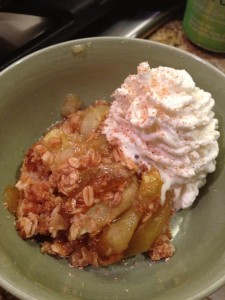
xmin=103 ymin=62 xmax=220 ymax=210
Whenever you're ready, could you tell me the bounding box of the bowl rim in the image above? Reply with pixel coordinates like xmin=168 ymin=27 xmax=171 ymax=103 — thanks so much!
xmin=0 ymin=36 xmax=225 ymax=300
xmin=1 ymin=36 xmax=225 ymax=78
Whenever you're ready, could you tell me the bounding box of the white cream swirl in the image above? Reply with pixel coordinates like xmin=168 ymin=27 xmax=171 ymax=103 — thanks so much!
xmin=103 ymin=62 xmax=220 ymax=210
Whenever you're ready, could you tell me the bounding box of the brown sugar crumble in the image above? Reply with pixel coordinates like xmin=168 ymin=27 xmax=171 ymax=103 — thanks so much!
xmin=4 ymin=99 xmax=174 ymax=268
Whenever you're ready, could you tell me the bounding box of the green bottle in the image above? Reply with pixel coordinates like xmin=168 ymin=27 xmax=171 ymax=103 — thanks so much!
xmin=183 ymin=0 xmax=225 ymax=53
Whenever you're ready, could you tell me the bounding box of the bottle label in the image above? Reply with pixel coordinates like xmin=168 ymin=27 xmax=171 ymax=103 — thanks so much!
xmin=183 ymin=0 xmax=225 ymax=53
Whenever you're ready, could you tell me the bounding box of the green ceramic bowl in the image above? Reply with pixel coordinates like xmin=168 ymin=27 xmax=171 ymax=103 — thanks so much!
xmin=0 ymin=37 xmax=225 ymax=300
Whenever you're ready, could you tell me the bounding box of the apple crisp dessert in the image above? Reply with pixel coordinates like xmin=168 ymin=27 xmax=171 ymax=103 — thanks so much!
xmin=4 ymin=96 xmax=174 ymax=267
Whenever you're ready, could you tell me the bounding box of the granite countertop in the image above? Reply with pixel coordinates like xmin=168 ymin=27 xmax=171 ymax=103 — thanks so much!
xmin=148 ymin=19 xmax=225 ymax=73
xmin=1 ymin=19 xmax=225 ymax=300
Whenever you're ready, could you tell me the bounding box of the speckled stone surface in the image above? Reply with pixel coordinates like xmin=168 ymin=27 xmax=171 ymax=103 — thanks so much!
xmin=148 ymin=20 xmax=225 ymax=73
xmin=0 ymin=19 xmax=224 ymax=300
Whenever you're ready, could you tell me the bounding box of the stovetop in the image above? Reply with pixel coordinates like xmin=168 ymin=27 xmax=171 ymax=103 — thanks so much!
xmin=0 ymin=0 xmax=184 ymax=71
